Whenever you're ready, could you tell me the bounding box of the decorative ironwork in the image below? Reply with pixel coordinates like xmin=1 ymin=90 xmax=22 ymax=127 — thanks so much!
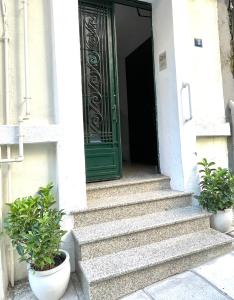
xmin=79 ymin=3 xmax=113 ymax=144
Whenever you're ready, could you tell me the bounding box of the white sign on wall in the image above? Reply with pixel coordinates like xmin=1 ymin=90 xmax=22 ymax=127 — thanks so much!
xmin=159 ymin=51 xmax=167 ymax=71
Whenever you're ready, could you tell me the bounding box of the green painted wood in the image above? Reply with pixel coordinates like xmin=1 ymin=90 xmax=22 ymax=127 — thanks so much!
xmin=79 ymin=1 xmax=121 ymax=182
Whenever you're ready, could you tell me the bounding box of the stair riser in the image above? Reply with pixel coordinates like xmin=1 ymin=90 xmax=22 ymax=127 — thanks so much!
xmin=77 ymin=217 xmax=210 ymax=260
xmin=87 ymin=179 xmax=170 ymax=201
xmin=81 ymin=243 xmax=231 ymax=300
xmin=74 ymin=195 xmax=192 ymax=227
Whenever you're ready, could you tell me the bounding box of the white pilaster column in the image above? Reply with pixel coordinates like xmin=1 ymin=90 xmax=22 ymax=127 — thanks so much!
xmin=171 ymin=0 xmax=198 ymax=194
xmin=50 ymin=0 xmax=87 ymax=211
xmin=152 ymin=0 xmax=197 ymax=193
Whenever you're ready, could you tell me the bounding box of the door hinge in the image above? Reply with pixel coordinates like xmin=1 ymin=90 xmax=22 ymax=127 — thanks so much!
xmin=112 ymin=104 xmax=117 ymax=122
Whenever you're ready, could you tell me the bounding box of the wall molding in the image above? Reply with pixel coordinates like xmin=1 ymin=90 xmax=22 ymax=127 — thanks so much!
xmin=196 ymin=122 xmax=231 ymax=137
xmin=0 ymin=125 xmax=60 ymax=145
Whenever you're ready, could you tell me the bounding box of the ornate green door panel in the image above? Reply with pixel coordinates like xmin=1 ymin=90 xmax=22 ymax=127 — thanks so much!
xmin=79 ymin=1 xmax=121 ymax=182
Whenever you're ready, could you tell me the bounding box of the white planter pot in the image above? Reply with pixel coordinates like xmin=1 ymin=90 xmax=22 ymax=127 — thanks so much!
xmin=210 ymin=209 xmax=233 ymax=233
xmin=28 ymin=250 xmax=70 ymax=300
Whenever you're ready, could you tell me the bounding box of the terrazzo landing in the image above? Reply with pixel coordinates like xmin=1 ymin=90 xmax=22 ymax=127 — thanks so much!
xmin=122 ymin=271 xmax=230 ymax=300
xmin=7 ymin=277 xmax=79 ymax=300
xmin=8 ymin=251 xmax=234 ymax=300
xmin=122 ymin=251 xmax=234 ymax=300
xmin=193 ymin=252 xmax=234 ymax=299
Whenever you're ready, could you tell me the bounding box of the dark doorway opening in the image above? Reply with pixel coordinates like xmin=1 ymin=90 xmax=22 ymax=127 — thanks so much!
xmin=115 ymin=3 xmax=158 ymax=171
xmin=126 ymin=37 xmax=157 ymax=165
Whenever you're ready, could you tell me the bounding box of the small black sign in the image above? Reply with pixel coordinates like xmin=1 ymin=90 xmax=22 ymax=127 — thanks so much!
xmin=194 ymin=38 xmax=203 ymax=47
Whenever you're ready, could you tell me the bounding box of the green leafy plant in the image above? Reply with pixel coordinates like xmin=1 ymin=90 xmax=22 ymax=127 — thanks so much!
xmin=196 ymin=158 xmax=234 ymax=213
xmin=4 ymin=183 xmax=66 ymax=271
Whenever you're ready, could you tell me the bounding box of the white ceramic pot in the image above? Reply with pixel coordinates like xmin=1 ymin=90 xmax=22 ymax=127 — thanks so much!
xmin=210 ymin=209 xmax=233 ymax=233
xmin=28 ymin=250 xmax=70 ymax=300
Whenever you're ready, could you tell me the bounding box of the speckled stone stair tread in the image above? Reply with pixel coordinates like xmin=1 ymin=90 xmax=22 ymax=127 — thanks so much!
xmin=72 ymin=190 xmax=192 ymax=227
xmin=74 ymin=206 xmax=211 ymax=261
xmin=73 ymin=206 xmax=210 ymax=244
xmin=74 ymin=190 xmax=192 ymax=212
xmin=86 ymin=174 xmax=169 ymax=190
xmin=79 ymin=229 xmax=233 ymax=284
xmin=73 ymin=174 xmax=234 ymax=299
xmin=86 ymin=175 xmax=171 ymax=202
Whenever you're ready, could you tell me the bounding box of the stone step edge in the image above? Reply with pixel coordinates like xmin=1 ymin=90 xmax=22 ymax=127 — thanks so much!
xmin=79 ymin=230 xmax=233 ymax=284
xmin=70 ymin=191 xmax=192 ymax=214
xmin=81 ymin=240 xmax=232 ymax=285
xmin=86 ymin=175 xmax=170 ymax=191
xmin=73 ymin=209 xmax=210 ymax=245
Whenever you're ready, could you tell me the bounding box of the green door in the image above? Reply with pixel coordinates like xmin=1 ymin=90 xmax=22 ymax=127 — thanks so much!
xmin=79 ymin=1 xmax=121 ymax=182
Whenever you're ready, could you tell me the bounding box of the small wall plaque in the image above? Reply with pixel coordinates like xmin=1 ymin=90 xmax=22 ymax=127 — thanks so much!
xmin=159 ymin=51 xmax=167 ymax=71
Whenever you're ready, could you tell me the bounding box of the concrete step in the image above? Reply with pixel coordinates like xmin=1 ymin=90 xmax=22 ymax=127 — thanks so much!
xmin=87 ymin=175 xmax=170 ymax=202
xmin=73 ymin=206 xmax=210 ymax=260
xmin=78 ymin=229 xmax=233 ymax=300
xmin=72 ymin=190 xmax=192 ymax=227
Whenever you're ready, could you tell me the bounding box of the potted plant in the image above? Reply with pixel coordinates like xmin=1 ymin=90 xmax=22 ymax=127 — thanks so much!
xmin=4 ymin=183 xmax=70 ymax=300
xmin=197 ymin=158 xmax=234 ymax=232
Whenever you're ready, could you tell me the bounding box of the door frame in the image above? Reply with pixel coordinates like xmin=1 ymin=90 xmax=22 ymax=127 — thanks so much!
xmin=79 ymin=0 xmax=123 ymax=182
xmin=113 ymin=0 xmax=160 ymax=171
xmin=82 ymin=0 xmax=151 ymax=10
xmin=52 ymin=0 xmax=197 ymax=210
xmin=79 ymin=0 xmax=160 ymax=181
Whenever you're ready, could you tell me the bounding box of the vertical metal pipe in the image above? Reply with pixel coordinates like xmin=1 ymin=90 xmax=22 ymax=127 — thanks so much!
xmin=6 ymin=152 xmax=14 ymax=287
xmin=23 ymin=0 xmax=30 ymax=118
xmin=1 ymin=0 xmax=9 ymax=125
xmin=0 ymin=0 xmax=26 ymax=164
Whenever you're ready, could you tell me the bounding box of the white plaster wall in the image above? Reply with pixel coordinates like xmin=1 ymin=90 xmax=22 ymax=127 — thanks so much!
xmin=0 ymin=0 xmax=61 ymax=285
xmin=9 ymin=144 xmax=56 ymax=200
xmin=188 ymin=0 xmax=226 ymax=125
xmin=50 ymin=0 xmax=87 ymax=274
xmin=50 ymin=0 xmax=87 ymax=212
xmin=156 ymin=0 xmax=229 ymax=194
xmin=0 ymin=0 xmax=87 ymax=286
xmin=0 ymin=0 xmax=54 ymax=125
xmin=171 ymin=0 xmax=198 ymax=194
xmin=196 ymin=137 xmax=229 ymax=168
xmin=151 ymin=0 xmax=228 ymax=194
xmin=217 ymin=0 xmax=234 ymax=172
xmin=115 ymin=4 xmax=151 ymax=58
xmin=195 ymin=136 xmax=229 ymax=198
xmin=218 ymin=0 xmax=234 ymax=110
xmin=187 ymin=0 xmax=229 ymax=192
xmin=3 ymin=143 xmax=57 ymax=282
xmin=151 ymin=0 xmax=185 ymax=190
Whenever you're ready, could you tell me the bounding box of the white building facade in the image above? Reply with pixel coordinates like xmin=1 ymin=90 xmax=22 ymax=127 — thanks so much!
xmin=0 ymin=0 xmax=232 ymax=298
